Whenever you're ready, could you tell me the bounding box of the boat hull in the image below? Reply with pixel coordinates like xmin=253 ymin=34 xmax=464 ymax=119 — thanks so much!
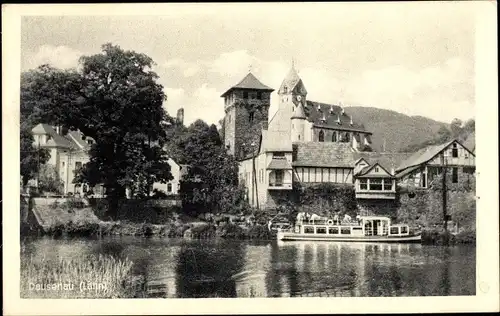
xmin=277 ymin=232 xmax=422 ymax=243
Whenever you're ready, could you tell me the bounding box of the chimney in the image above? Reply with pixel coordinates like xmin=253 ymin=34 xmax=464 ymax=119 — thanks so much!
xmin=350 ymin=116 xmax=353 ymax=125
xmin=336 ymin=115 xmax=341 ymax=125
xmin=329 ymin=105 xmax=334 ymax=114
xmin=176 ymin=108 xmax=184 ymax=125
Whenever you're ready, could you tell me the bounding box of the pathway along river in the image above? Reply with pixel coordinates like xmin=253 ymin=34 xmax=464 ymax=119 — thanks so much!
xmin=21 ymin=236 xmax=475 ymax=298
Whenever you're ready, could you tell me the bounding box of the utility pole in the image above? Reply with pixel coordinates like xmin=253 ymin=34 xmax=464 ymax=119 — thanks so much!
xmin=441 ymin=153 xmax=448 ymax=232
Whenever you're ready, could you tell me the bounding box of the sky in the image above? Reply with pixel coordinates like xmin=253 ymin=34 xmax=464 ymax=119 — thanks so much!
xmin=20 ymin=2 xmax=477 ymax=126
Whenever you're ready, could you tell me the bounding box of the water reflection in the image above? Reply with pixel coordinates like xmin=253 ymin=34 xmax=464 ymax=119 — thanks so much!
xmin=21 ymin=237 xmax=475 ymax=298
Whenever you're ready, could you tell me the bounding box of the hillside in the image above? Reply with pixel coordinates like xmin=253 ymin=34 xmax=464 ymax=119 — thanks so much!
xmin=345 ymin=106 xmax=448 ymax=153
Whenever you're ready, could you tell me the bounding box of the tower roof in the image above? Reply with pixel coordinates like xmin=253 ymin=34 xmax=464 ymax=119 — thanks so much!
xmin=278 ymin=65 xmax=307 ymax=95
xmin=220 ymin=72 xmax=274 ymax=97
xmin=291 ymin=103 xmax=306 ymax=119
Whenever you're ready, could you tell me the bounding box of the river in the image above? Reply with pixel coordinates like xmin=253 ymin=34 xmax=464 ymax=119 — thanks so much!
xmin=21 ymin=236 xmax=475 ymax=298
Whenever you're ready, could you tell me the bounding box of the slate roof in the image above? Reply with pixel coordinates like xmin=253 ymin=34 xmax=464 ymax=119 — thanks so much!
xmin=292 ymin=142 xmax=355 ymax=168
xmin=267 ymin=157 xmax=293 ymax=170
xmin=221 ymin=73 xmax=274 ymax=97
xmin=31 ymin=123 xmax=93 ymax=151
xmin=352 ymin=152 xmax=413 ymax=173
xmin=278 ymin=66 xmax=307 ymax=95
xmin=304 ymin=101 xmax=370 ymax=133
xmin=395 ymin=140 xmax=456 ymax=172
xmin=355 ymin=163 xmax=394 ymax=178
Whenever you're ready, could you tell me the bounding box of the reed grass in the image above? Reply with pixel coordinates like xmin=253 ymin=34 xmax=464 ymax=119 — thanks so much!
xmin=21 ymin=254 xmax=139 ymax=298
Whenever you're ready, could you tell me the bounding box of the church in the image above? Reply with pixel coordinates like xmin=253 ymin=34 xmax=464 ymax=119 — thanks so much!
xmin=221 ymin=65 xmax=412 ymax=209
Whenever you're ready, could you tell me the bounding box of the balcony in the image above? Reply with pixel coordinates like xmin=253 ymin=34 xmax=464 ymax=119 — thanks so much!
xmin=268 ymin=181 xmax=293 ymax=190
xmin=355 ymin=190 xmax=396 ymax=200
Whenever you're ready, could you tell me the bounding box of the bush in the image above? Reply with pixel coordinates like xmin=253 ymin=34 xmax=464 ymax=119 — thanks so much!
xmin=190 ymin=224 xmax=216 ymax=239
xmin=455 ymin=229 xmax=476 ymax=244
xmin=421 ymin=228 xmax=456 ymax=245
xmin=247 ymin=225 xmax=272 ymax=240
xmin=217 ymin=223 xmax=244 ymax=239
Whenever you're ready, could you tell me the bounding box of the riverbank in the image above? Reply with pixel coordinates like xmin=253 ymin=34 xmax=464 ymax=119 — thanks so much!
xmin=421 ymin=227 xmax=476 ymax=245
xmin=20 ymin=254 xmax=141 ymax=298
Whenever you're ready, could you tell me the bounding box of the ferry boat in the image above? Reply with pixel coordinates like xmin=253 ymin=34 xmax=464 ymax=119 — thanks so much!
xmin=276 ymin=215 xmax=421 ymax=243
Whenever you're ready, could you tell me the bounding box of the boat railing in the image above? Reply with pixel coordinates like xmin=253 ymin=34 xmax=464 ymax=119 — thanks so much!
xmin=297 ymin=219 xmax=362 ymax=226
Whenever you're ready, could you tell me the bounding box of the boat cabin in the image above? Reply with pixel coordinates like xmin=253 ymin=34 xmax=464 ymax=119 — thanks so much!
xmin=294 ymin=216 xmax=410 ymax=237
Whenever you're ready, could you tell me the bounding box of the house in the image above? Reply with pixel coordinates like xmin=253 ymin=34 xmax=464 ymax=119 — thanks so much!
xmin=31 ymin=123 xmax=101 ymax=195
xmin=395 ymin=139 xmax=476 ymax=189
xmin=151 ymin=158 xmax=189 ymax=195
xmin=31 ymin=118 xmax=186 ymax=197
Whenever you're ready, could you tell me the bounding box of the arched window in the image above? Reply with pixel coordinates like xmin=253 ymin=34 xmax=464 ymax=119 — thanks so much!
xmin=332 ymin=132 xmax=337 ymax=142
xmin=319 ymin=130 xmax=325 ymax=142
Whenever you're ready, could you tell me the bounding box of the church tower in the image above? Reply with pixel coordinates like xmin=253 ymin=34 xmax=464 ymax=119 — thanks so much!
xmin=272 ymin=63 xmax=308 ymax=139
xmin=221 ymin=73 xmax=274 ymax=160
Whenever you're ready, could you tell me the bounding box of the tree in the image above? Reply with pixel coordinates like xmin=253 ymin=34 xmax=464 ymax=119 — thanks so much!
xmin=450 ymin=118 xmax=463 ymax=138
xmin=20 ymin=127 xmax=50 ymax=187
xmin=20 ymin=43 xmax=173 ymax=217
xmin=38 ymin=164 xmax=64 ymax=194
xmin=463 ymin=119 xmax=475 ymax=134
xmin=177 ymin=120 xmax=246 ymax=215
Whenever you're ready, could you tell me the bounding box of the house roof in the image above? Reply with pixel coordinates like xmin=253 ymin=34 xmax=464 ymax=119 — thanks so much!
xmin=32 ymin=123 xmax=53 ymax=135
xmin=291 ymin=103 xmax=306 ymax=119
xmin=220 ymin=73 xmax=274 ymax=97
xmin=355 ymin=162 xmax=394 ymax=178
xmin=352 ymin=152 xmax=413 ymax=172
xmin=395 ymin=165 xmax=420 ymax=179
xmin=305 ymin=101 xmax=370 ymax=133
xmin=292 ymin=142 xmax=355 ymax=168
xmin=31 ymin=123 xmax=94 ymax=150
xmin=260 ymin=130 xmax=292 ymax=152
xmin=267 ymin=157 xmax=293 ymax=170
xmin=395 ymin=139 xmax=456 ymax=172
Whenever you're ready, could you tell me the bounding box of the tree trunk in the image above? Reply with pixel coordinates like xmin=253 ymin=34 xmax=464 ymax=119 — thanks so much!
xmin=105 ymin=184 xmax=125 ymax=220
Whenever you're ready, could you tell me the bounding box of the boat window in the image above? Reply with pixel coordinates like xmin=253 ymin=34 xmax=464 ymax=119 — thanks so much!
xmin=328 ymin=227 xmax=339 ymax=234
xmin=401 ymin=226 xmax=408 ymax=234
xmin=304 ymin=226 xmax=315 ymax=234
xmin=390 ymin=227 xmax=399 ymax=235
xmin=316 ymin=227 xmax=327 ymax=234
xmin=341 ymin=227 xmax=351 ymax=235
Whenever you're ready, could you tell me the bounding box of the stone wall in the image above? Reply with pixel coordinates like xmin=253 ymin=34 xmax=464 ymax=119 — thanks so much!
xmin=224 ymin=90 xmax=271 ymax=161
xmin=268 ymin=173 xmax=475 ymax=229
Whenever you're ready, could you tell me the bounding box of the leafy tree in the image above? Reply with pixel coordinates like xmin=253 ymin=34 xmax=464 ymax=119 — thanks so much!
xmin=462 ymin=119 xmax=475 ymax=134
xmin=177 ymin=120 xmax=247 ymax=215
xmin=450 ymin=118 xmax=463 ymax=138
xmin=20 ymin=43 xmax=173 ymax=217
xmin=20 ymin=127 xmax=50 ymax=187
xmin=38 ymin=164 xmax=64 ymax=194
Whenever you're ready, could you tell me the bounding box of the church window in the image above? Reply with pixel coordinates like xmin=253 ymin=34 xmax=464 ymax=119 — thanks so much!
xmin=284 ymin=87 xmax=288 ymax=93
xmin=318 ymin=130 xmax=325 ymax=142
xmin=249 ymin=112 xmax=254 ymax=122
xmin=243 ymin=91 xmax=248 ymax=99
xmin=332 ymin=132 xmax=337 ymax=142
xmin=298 ymin=135 xmax=301 ymax=140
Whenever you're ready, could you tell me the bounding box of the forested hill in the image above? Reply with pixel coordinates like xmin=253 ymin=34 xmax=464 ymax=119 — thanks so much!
xmin=345 ymin=106 xmax=474 ymax=153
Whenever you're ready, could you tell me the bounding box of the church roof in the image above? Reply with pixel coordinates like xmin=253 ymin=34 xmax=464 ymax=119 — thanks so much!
xmin=220 ymin=73 xmax=274 ymax=97
xmin=305 ymin=101 xmax=370 ymax=133
xmin=292 ymin=142 xmax=355 ymax=168
xmin=278 ymin=66 xmax=307 ymax=95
